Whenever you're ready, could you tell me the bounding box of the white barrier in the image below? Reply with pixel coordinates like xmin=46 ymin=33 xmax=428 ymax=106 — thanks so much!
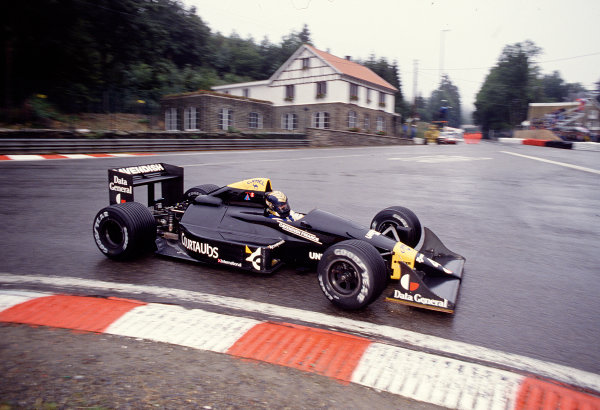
xmin=498 ymin=138 xmax=524 ymax=144
xmin=573 ymin=142 xmax=600 ymax=152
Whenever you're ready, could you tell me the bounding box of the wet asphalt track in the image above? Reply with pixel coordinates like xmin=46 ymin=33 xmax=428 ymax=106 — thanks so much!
xmin=0 ymin=141 xmax=598 ymax=374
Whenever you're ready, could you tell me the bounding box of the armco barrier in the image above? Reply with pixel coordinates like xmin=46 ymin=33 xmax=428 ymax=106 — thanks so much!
xmin=0 ymin=137 xmax=309 ymax=155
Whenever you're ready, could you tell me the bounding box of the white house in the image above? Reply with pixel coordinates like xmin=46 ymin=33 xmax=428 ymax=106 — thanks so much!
xmin=162 ymin=44 xmax=400 ymax=135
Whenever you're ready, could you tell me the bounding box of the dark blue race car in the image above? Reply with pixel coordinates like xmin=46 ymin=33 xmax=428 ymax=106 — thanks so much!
xmin=93 ymin=163 xmax=465 ymax=313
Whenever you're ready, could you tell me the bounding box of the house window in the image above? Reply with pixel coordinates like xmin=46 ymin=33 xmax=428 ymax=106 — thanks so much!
xmin=248 ymin=112 xmax=262 ymax=129
xmin=379 ymin=92 xmax=386 ymax=107
xmin=183 ymin=107 xmax=197 ymax=131
xmin=348 ymin=111 xmax=357 ymax=128
xmin=366 ymin=88 xmax=372 ymax=103
xmin=376 ymin=116 xmax=385 ymax=132
xmin=285 ymin=85 xmax=295 ymax=101
xmin=219 ymin=108 xmax=233 ymax=130
xmin=282 ymin=113 xmax=298 ymax=130
xmin=350 ymin=84 xmax=358 ymax=100
xmin=165 ymin=108 xmax=177 ymax=131
xmin=589 ymin=110 xmax=598 ymax=120
xmin=364 ymin=115 xmax=370 ymax=131
xmin=243 ymin=88 xmax=250 ymax=98
xmin=316 ymin=81 xmax=327 ymax=98
xmin=302 ymin=58 xmax=310 ymax=69
xmin=312 ymin=112 xmax=330 ymax=129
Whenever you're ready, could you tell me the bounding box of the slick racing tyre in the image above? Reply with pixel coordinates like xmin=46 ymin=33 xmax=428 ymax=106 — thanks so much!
xmin=93 ymin=202 xmax=157 ymax=260
xmin=317 ymin=240 xmax=387 ymax=310
xmin=370 ymin=206 xmax=422 ymax=248
xmin=183 ymin=184 xmax=220 ymax=201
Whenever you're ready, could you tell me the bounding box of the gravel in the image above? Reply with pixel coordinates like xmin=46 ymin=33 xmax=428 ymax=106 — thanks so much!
xmin=0 ymin=324 xmax=442 ymax=409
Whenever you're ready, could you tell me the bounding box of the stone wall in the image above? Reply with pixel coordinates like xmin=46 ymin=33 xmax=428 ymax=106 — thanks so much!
xmin=274 ymin=102 xmax=398 ymax=135
xmin=306 ymin=128 xmax=411 ymax=147
xmin=162 ymin=91 xmax=400 ymax=136
xmin=161 ymin=93 xmax=273 ymax=133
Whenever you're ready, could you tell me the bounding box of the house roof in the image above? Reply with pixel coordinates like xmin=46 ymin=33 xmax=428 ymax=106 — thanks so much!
xmin=305 ymin=44 xmax=398 ymax=92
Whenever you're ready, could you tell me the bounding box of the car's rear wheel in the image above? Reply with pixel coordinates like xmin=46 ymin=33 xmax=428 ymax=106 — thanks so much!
xmin=370 ymin=206 xmax=422 ymax=248
xmin=93 ymin=202 xmax=156 ymax=260
xmin=317 ymin=240 xmax=387 ymax=310
xmin=183 ymin=184 xmax=220 ymax=201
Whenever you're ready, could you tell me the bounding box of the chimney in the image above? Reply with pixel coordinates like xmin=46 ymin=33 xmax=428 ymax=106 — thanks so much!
xmin=345 ymin=56 xmax=351 ymax=61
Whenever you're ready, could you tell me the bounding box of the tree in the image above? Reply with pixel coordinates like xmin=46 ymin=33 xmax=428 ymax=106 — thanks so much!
xmin=298 ymin=24 xmax=312 ymax=45
xmin=361 ymin=57 xmax=408 ymax=119
xmin=474 ymin=40 xmax=541 ymax=134
xmin=426 ymin=75 xmax=461 ymax=128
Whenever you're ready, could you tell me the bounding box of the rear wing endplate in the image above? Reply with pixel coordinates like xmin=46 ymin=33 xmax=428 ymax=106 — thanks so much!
xmin=108 ymin=163 xmax=183 ymax=206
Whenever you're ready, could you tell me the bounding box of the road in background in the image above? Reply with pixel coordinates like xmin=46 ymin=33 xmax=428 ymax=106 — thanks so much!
xmin=0 ymin=142 xmax=598 ymax=374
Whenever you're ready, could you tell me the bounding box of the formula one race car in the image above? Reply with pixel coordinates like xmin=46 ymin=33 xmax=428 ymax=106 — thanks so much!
xmin=93 ymin=163 xmax=465 ymax=313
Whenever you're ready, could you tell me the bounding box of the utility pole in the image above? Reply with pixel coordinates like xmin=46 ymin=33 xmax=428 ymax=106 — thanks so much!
xmin=412 ymin=59 xmax=418 ymax=118
xmin=440 ymin=29 xmax=450 ymax=82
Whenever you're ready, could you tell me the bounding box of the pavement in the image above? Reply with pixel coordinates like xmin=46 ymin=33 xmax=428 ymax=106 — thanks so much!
xmin=2 ymin=289 xmax=599 ymax=409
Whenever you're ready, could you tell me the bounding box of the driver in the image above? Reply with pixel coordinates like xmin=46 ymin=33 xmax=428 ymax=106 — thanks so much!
xmin=265 ymin=191 xmax=303 ymax=221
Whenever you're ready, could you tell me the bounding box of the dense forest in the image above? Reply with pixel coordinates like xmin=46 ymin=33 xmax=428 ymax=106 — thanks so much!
xmin=1 ymin=0 xmax=407 ymax=122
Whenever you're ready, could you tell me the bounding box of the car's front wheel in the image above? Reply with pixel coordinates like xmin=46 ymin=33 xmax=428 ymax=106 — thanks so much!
xmin=93 ymin=202 xmax=156 ymax=260
xmin=317 ymin=240 xmax=387 ymax=310
xmin=370 ymin=206 xmax=422 ymax=248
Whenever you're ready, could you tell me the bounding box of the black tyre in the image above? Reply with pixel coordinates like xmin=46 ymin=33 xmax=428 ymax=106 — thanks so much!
xmin=183 ymin=184 xmax=220 ymax=201
xmin=93 ymin=202 xmax=157 ymax=260
xmin=317 ymin=240 xmax=388 ymax=310
xmin=370 ymin=206 xmax=422 ymax=248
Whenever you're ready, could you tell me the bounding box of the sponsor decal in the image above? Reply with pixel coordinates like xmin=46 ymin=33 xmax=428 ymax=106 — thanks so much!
xmin=309 ymin=252 xmax=322 ymax=260
xmin=278 ymin=222 xmax=322 ymax=244
xmin=115 ymin=163 xmax=164 ymax=175
xmin=268 ymin=240 xmax=285 ymax=250
xmin=218 ymin=259 xmax=242 ymax=268
xmin=180 ymin=232 xmax=219 ymax=259
xmin=392 ymin=290 xmax=448 ymax=309
xmin=245 ymin=246 xmax=262 ymax=270
xmin=109 ymin=175 xmax=132 ymax=194
xmin=400 ymin=274 xmax=419 ymax=291
xmin=333 ymin=249 xmax=369 ymax=303
xmin=365 ymin=229 xmax=381 ymax=239
xmin=249 ymin=179 xmax=266 ymax=189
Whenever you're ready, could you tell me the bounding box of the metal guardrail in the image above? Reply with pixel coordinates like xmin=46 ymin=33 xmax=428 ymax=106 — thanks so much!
xmin=0 ymin=138 xmax=310 ymax=154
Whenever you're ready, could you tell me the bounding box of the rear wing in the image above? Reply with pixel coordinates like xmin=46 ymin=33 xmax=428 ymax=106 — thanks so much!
xmin=108 ymin=163 xmax=183 ymax=206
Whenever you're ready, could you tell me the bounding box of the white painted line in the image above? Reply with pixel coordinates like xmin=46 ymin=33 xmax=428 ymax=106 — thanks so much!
xmin=501 ymin=151 xmax=600 ymax=175
xmin=6 ymin=155 xmax=45 ymax=161
xmin=1 ymin=273 xmax=599 ymax=392
xmin=388 ymin=155 xmax=492 ymax=163
xmin=107 ymin=153 xmax=135 ymax=157
xmin=106 ymin=303 xmax=258 ymax=353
